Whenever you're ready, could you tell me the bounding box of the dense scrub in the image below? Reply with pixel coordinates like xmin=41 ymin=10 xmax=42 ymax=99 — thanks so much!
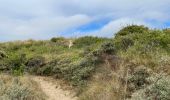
xmin=0 ymin=75 xmax=46 ymax=100
xmin=0 ymin=25 xmax=170 ymax=100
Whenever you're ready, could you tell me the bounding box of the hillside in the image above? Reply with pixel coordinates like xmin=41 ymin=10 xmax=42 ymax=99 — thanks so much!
xmin=0 ymin=25 xmax=170 ymax=100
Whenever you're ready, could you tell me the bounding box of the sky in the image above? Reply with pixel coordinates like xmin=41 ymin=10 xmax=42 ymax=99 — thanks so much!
xmin=0 ymin=0 xmax=170 ymax=42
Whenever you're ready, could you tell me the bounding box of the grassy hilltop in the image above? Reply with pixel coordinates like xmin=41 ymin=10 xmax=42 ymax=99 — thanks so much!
xmin=0 ymin=25 xmax=170 ymax=100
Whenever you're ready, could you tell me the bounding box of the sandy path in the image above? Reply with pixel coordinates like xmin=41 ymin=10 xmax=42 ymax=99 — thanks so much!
xmin=32 ymin=76 xmax=77 ymax=100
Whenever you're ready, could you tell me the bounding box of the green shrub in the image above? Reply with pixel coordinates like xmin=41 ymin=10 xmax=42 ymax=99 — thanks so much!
xmin=47 ymin=56 xmax=97 ymax=86
xmin=114 ymin=36 xmax=134 ymax=51
xmin=0 ymin=75 xmax=46 ymax=100
xmin=93 ymin=41 xmax=116 ymax=56
xmin=163 ymin=28 xmax=170 ymax=34
xmin=0 ymin=51 xmax=8 ymax=71
xmin=100 ymin=42 xmax=116 ymax=55
xmin=147 ymin=30 xmax=170 ymax=49
xmin=73 ymin=36 xmax=108 ymax=48
xmin=6 ymin=53 xmax=26 ymax=76
xmin=70 ymin=58 xmax=96 ymax=86
xmin=128 ymin=67 xmax=150 ymax=91
xmin=50 ymin=37 xmax=69 ymax=47
xmin=80 ymin=46 xmax=93 ymax=57
xmin=26 ymin=56 xmax=45 ymax=68
xmin=51 ymin=37 xmax=65 ymax=42
xmin=37 ymin=65 xmax=53 ymax=76
xmin=131 ymin=74 xmax=170 ymax=100
xmin=26 ymin=56 xmax=45 ymax=74
xmin=4 ymin=79 xmax=32 ymax=100
xmin=115 ymin=25 xmax=149 ymax=37
xmin=0 ymin=61 xmax=8 ymax=71
xmin=0 ymin=51 xmax=7 ymax=59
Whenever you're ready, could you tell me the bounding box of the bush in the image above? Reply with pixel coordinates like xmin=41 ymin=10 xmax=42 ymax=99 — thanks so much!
xmin=26 ymin=56 xmax=45 ymax=74
xmin=26 ymin=56 xmax=45 ymax=68
xmin=80 ymin=46 xmax=92 ymax=57
xmin=73 ymin=36 xmax=108 ymax=48
xmin=50 ymin=37 xmax=69 ymax=47
xmin=131 ymin=74 xmax=170 ymax=100
xmin=0 ymin=51 xmax=8 ymax=71
xmin=4 ymin=79 xmax=32 ymax=100
xmin=114 ymin=36 xmax=134 ymax=51
xmin=49 ymin=56 xmax=97 ymax=86
xmin=6 ymin=53 xmax=26 ymax=76
xmin=0 ymin=75 xmax=46 ymax=100
xmin=163 ymin=28 xmax=170 ymax=34
xmin=37 ymin=65 xmax=53 ymax=76
xmin=0 ymin=61 xmax=8 ymax=71
xmin=93 ymin=41 xmax=116 ymax=56
xmin=70 ymin=58 xmax=96 ymax=86
xmin=128 ymin=67 xmax=150 ymax=92
xmin=100 ymin=42 xmax=116 ymax=55
xmin=115 ymin=25 xmax=149 ymax=37
xmin=0 ymin=51 xmax=7 ymax=59
xmin=146 ymin=30 xmax=170 ymax=49
xmin=50 ymin=37 xmax=65 ymax=43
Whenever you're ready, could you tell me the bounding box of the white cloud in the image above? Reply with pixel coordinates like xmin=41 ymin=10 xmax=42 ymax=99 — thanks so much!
xmin=75 ymin=18 xmax=153 ymax=37
xmin=0 ymin=15 xmax=91 ymax=41
xmin=0 ymin=0 xmax=170 ymax=41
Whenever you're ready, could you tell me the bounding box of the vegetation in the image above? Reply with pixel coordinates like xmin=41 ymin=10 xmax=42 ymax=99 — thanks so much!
xmin=0 ymin=25 xmax=170 ymax=100
xmin=0 ymin=75 xmax=46 ymax=100
xmin=115 ymin=25 xmax=149 ymax=37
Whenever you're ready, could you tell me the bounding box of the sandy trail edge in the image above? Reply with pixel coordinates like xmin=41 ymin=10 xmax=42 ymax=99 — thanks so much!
xmin=32 ymin=76 xmax=77 ymax=100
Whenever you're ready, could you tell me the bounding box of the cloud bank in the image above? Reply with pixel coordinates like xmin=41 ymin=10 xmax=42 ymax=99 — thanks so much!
xmin=0 ymin=0 xmax=170 ymax=41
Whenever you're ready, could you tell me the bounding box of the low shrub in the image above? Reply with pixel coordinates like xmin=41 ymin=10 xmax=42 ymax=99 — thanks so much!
xmin=70 ymin=58 xmax=96 ymax=86
xmin=128 ymin=67 xmax=150 ymax=92
xmin=37 ymin=65 xmax=53 ymax=76
xmin=100 ymin=41 xmax=116 ymax=55
xmin=26 ymin=56 xmax=45 ymax=73
xmin=0 ymin=51 xmax=7 ymax=59
xmin=50 ymin=37 xmax=69 ymax=47
xmin=0 ymin=51 xmax=8 ymax=71
xmin=91 ymin=41 xmax=116 ymax=59
xmin=0 ymin=75 xmax=46 ymax=100
xmin=43 ymin=56 xmax=98 ymax=86
xmin=26 ymin=56 xmax=45 ymax=68
xmin=51 ymin=37 xmax=65 ymax=42
xmin=114 ymin=36 xmax=134 ymax=51
xmin=73 ymin=36 xmax=108 ymax=48
xmin=115 ymin=25 xmax=149 ymax=37
xmin=5 ymin=53 xmax=26 ymax=76
xmin=131 ymin=74 xmax=170 ymax=100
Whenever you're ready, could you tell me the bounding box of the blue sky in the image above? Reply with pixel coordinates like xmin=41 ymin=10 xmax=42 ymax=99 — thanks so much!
xmin=0 ymin=0 xmax=170 ymax=41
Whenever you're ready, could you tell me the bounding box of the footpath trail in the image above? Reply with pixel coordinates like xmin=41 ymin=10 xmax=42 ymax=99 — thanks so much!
xmin=32 ymin=76 xmax=77 ymax=100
